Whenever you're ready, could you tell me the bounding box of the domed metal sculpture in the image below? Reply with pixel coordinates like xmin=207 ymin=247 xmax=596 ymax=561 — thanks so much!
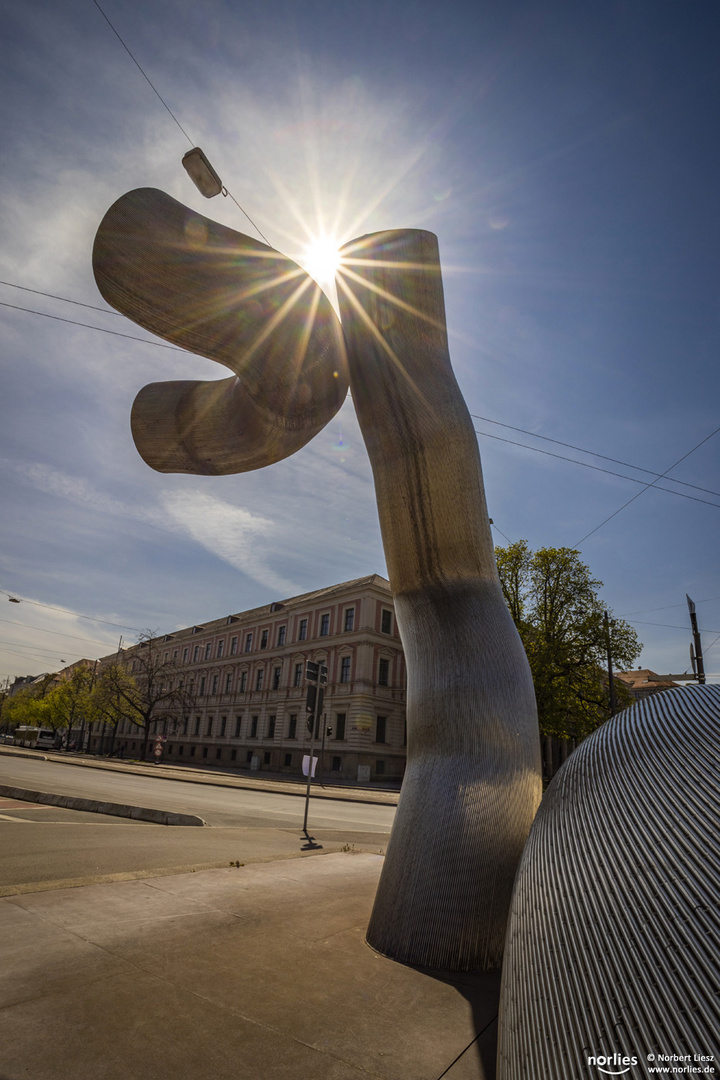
xmin=497 ymin=685 xmax=720 ymax=1077
xmin=93 ymin=193 xmax=542 ymax=971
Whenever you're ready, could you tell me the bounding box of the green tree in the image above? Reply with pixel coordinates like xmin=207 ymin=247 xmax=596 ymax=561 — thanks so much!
xmin=495 ymin=541 xmax=641 ymax=738
xmin=43 ymin=666 xmax=96 ymax=747
xmin=1 ymin=675 xmax=58 ymax=735
xmin=90 ymin=667 xmax=129 ymax=757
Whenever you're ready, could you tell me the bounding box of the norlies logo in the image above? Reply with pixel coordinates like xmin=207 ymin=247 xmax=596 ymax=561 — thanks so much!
xmin=588 ymin=1053 xmax=638 ymax=1075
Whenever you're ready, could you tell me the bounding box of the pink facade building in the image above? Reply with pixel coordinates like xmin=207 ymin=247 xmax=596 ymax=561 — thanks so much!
xmin=99 ymin=575 xmax=407 ymax=782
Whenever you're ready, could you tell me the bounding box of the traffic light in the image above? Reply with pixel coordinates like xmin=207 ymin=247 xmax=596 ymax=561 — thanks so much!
xmin=306 ymin=661 xmax=328 ymax=685
xmin=326 ymin=726 xmax=333 ymax=738
xmin=305 ymin=684 xmax=324 ymax=715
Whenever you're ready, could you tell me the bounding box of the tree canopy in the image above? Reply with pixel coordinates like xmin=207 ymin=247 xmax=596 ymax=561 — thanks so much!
xmin=495 ymin=541 xmax=642 ymax=738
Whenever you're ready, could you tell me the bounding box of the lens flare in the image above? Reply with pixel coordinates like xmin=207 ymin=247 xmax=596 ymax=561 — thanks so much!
xmin=302 ymin=234 xmax=342 ymax=286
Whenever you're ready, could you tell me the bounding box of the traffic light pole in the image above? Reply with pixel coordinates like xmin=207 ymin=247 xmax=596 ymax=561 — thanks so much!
xmin=302 ymin=661 xmax=327 ymax=834
xmin=302 ymin=689 xmax=321 ymax=833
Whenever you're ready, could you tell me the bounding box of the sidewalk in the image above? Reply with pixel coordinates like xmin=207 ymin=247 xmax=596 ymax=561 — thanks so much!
xmin=0 ymin=745 xmax=401 ymax=806
xmin=0 ymin=851 xmax=498 ymax=1080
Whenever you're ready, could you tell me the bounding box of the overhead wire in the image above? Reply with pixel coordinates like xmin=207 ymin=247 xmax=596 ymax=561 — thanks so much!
xmin=91 ymin=0 xmax=271 ymax=245
xmin=471 ymin=413 xmax=720 ymax=501
xmin=0 ymin=280 xmax=123 ymax=317
xmin=573 ymin=422 xmax=720 ymax=546
xmin=0 ymin=589 xmax=140 ymax=632
xmin=474 ymin=428 xmax=720 ymax=511
xmin=0 ymin=616 xmax=115 ymax=649
xmin=0 ymin=300 xmax=187 ymax=352
xmin=91 ymin=0 xmax=193 ymax=144
xmin=620 ymin=597 xmax=720 ymax=617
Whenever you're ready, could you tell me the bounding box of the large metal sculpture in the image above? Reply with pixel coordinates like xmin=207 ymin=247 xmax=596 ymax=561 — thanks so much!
xmin=497 ymin=685 xmax=720 ymax=1077
xmin=93 ymin=191 xmax=542 ymax=971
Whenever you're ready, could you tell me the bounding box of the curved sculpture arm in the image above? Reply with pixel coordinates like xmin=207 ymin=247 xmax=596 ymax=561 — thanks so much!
xmin=337 ymin=230 xmax=542 ymax=970
xmin=93 ymin=188 xmax=348 ymax=474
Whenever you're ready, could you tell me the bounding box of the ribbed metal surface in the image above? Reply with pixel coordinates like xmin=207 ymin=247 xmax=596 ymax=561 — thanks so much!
xmin=338 ymin=230 xmax=542 ymax=971
xmin=498 ymin=686 xmax=720 ymax=1078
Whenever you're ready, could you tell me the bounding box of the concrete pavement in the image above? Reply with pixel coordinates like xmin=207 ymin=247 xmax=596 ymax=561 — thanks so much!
xmin=0 ymin=851 xmax=499 ymax=1080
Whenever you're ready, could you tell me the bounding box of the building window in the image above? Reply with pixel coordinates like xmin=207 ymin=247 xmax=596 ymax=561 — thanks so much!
xmin=199 ymin=676 xmax=206 ymax=696
xmin=182 ymin=647 xmax=189 ymax=663
xmin=220 ymin=716 xmax=227 ymax=737
xmin=166 ymin=744 xmax=173 ymax=754
xmin=294 ymin=663 xmax=303 ymax=687
xmin=340 ymin=656 xmax=351 ymax=683
xmin=194 ymin=716 xmax=201 ymax=735
xmin=230 ymin=636 xmax=238 ymax=655
xmin=378 ymin=658 xmax=389 ymax=686
xmin=231 ymin=749 xmax=237 ymax=761
xmin=250 ymin=716 xmax=258 ymax=738
xmin=344 ymin=608 xmax=355 ymax=632
xmin=332 ymin=756 xmax=341 ymax=772
xmin=260 ymin=629 xmax=268 ymax=649
xmin=263 ymin=752 xmax=271 ymax=764
xmin=381 ymin=609 xmax=392 ymax=634
xmin=277 ymin=625 xmax=286 ymax=646
xmin=217 ymin=640 xmax=225 ymax=658
xmin=205 ymin=642 xmax=212 ymax=660
xmin=376 ymin=716 xmax=387 ymax=743
xmin=335 ymin=713 xmax=346 ymax=741
xmin=234 ymin=716 xmax=242 ymax=737
xmin=183 ymin=717 xmax=189 ymax=735
xmin=267 ymin=715 xmax=276 ymax=739
xmin=245 ymin=633 xmax=253 ymax=653
xmin=216 ymin=748 xmax=222 ymax=759
xmin=212 ymin=674 xmax=219 ymax=694
xmin=239 ymin=670 xmax=247 ymax=693
xmin=193 ymin=645 xmax=200 ymax=662
xmin=206 ymin=717 xmax=213 ymax=736
xmin=255 ymin=668 xmax=264 ymax=692
xmin=273 ymin=666 xmax=281 ymax=690
xmin=246 ymin=750 xmax=253 ymax=762
xmin=376 ymin=760 xmax=385 ymax=775
xmin=298 ymin=618 xmax=308 ymax=641
xmin=225 ymin=673 xmax=232 ymax=693
xmin=320 ymin=613 xmax=330 ymax=636
xmin=288 ymin=714 xmax=297 ymax=739
xmin=190 ymin=746 xmax=196 ymax=756
xmin=284 ymin=753 xmax=292 ymax=767
xmin=202 ymin=747 xmax=208 ymax=758
xmin=179 ymin=745 xmax=184 ymax=755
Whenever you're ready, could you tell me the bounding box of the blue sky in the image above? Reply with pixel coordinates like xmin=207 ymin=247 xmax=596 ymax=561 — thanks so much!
xmin=1 ymin=0 xmax=718 ymax=683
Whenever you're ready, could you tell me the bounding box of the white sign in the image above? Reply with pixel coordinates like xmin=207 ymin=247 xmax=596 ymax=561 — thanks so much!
xmin=302 ymin=755 xmax=318 ymax=777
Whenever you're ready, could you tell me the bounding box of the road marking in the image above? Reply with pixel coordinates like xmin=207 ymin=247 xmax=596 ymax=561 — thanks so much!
xmin=0 ymin=813 xmax=34 ymax=821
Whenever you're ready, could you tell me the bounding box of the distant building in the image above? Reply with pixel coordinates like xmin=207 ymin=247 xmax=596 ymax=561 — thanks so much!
xmin=91 ymin=574 xmax=407 ymax=783
xmin=616 ymin=668 xmax=681 ymax=701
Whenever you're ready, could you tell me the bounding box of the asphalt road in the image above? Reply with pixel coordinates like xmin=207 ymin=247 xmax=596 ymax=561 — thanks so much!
xmin=0 ymin=757 xmax=395 ymax=894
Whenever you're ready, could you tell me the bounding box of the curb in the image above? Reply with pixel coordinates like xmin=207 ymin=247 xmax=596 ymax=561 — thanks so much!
xmin=0 ymin=784 xmax=207 ymax=827
xmin=0 ymin=747 xmax=401 ymax=806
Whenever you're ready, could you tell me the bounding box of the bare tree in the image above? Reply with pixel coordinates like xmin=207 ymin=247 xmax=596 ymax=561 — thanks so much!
xmin=99 ymin=633 xmax=194 ymax=760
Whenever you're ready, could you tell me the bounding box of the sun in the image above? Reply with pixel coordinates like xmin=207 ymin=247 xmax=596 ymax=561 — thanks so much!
xmin=301 ymin=234 xmax=342 ymax=287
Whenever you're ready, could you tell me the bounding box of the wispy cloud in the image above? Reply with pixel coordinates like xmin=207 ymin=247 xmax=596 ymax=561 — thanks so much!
xmin=161 ymin=490 xmax=299 ymax=596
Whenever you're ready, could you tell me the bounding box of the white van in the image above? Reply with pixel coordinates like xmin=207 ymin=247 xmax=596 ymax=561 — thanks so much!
xmin=13 ymin=727 xmax=57 ymax=750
